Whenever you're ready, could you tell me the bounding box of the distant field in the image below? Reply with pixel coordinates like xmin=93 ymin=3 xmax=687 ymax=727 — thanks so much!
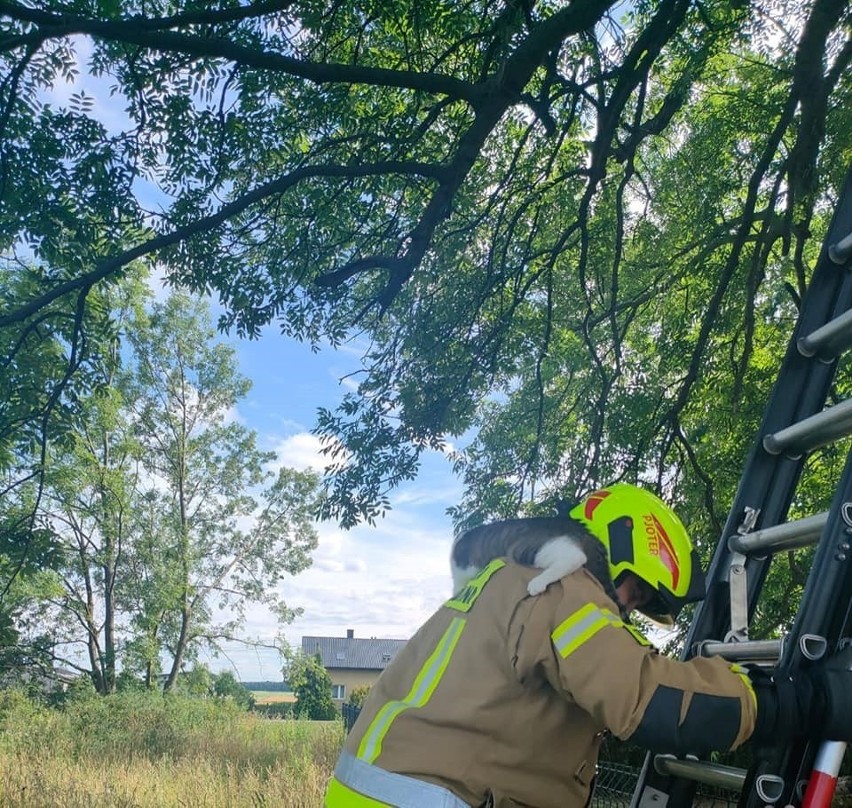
xmin=251 ymin=690 xmax=297 ymax=704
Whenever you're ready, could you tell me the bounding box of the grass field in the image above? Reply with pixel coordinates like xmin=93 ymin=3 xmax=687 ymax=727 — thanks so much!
xmin=251 ymin=690 xmax=298 ymax=704
xmin=0 ymin=689 xmax=343 ymax=807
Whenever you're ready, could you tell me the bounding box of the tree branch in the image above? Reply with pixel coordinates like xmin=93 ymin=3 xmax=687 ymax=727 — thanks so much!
xmin=0 ymin=160 xmax=445 ymax=329
xmin=0 ymin=1 xmax=481 ymax=104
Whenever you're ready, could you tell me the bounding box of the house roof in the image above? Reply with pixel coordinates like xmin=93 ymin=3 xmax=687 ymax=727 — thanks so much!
xmin=302 ymin=634 xmax=407 ymax=671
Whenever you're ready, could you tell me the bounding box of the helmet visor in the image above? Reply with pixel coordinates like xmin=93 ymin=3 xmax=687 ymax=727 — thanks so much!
xmin=637 ymin=548 xmax=706 ymax=624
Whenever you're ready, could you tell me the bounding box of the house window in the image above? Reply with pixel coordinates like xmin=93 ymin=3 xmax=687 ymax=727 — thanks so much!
xmin=331 ymin=684 xmax=345 ymax=700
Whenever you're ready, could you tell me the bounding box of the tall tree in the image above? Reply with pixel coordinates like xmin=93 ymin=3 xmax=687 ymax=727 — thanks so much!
xmin=24 ymin=289 xmax=319 ymax=692
xmin=38 ymin=333 xmax=138 ymax=693
xmin=0 ymin=262 xmax=125 ymax=675
xmin=121 ymin=293 xmax=319 ymax=690
xmin=0 ymin=0 xmax=849 ymax=539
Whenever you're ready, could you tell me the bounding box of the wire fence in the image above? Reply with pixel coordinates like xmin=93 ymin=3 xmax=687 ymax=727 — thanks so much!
xmin=591 ymin=762 xmax=640 ymax=807
xmin=341 ymin=702 xmax=361 ymax=733
xmin=591 ymin=762 xmax=740 ymax=808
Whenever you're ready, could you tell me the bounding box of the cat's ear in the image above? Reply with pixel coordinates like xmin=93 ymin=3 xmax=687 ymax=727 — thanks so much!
xmin=551 ymin=499 xmax=574 ymax=518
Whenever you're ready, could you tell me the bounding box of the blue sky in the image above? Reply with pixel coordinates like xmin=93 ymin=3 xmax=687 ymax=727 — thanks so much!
xmin=203 ymin=323 xmax=465 ymax=681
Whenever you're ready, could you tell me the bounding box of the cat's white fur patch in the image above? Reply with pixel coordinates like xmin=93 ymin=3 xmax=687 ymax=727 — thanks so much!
xmin=527 ymin=536 xmax=587 ymax=595
xmin=450 ymin=535 xmax=587 ymax=596
xmin=451 ymin=562 xmax=481 ymax=594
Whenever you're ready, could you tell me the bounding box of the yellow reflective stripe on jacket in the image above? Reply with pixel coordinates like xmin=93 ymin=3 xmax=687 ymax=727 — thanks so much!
xmin=357 ymin=616 xmax=466 ymax=763
xmin=325 ymin=776 xmax=392 ymax=806
xmin=551 ymin=603 xmax=627 ymax=658
xmin=729 ymin=663 xmax=758 ymax=708
xmin=623 ymin=622 xmax=653 ymax=647
xmin=445 ymin=558 xmax=506 ymax=612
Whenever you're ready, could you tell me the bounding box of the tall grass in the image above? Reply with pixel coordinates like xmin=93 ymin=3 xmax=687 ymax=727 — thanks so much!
xmin=0 ymin=689 xmax=344 ymax=807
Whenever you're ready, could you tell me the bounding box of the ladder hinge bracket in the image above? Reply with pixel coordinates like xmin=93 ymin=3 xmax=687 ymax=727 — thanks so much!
xmin=726 ymin=553 xmax=749 ymax=642
xmin=739 ymin=506 xmax=760 ymax=535
xmin=725 ymin=507 xmax=759 ymax=643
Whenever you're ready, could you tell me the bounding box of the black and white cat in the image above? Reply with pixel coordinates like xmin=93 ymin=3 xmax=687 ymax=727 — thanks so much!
xmin=450 ymin=516 xmax=616 ymax=600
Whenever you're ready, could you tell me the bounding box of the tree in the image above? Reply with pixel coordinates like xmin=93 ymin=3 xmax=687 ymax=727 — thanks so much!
xmin=289 ymin=652 xmax=338 ymax=721
xmin=0 ymin=265 xmax=139 ymax=685
xmin=0 ymin=263 xmax=125 ymax=652
xmin=175 ymin=662 xmax=214 ymax=697
xmin=121 ymin=293 xmax=320 ymax=691
xmin=0 ymin=3 xmax=850 ymax=608
xmin=18 ymin=286 xmax=320 ymax=692
xmin=212 ymin=669 xmax=256 ymax=710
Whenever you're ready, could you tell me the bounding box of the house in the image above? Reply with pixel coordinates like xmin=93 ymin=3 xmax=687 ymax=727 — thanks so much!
xmin=0 ymin=665 xmax=78 ymax=695
xmin=302 ymin=629 xmax=407 ymax=704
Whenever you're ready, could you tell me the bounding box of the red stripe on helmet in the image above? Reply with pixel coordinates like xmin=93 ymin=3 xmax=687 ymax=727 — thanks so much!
xmin=650 ymin=513 xmax=680 ymax=589
xmin=584 ymin=489 xmax=611 ymax=520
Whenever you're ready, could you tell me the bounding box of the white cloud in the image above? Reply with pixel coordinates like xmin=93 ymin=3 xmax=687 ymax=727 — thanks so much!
xmin=222 ymin=404 xmax=245 ymax=426
xmin=270 ymin=432 xmax=330 ymax=472
xmin=392 ymin=483 xmax=463 ymax=507
xmin=211 ymin=493 xmax=457 ymax=679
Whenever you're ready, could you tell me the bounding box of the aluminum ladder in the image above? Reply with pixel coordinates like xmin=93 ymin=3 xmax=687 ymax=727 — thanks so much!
xmin=630 ymin=165 xmax=852 ymax=808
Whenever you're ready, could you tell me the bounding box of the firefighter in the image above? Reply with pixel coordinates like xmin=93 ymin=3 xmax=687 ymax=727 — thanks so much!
xmin=325 ymin=484 xmax=852 ymax=808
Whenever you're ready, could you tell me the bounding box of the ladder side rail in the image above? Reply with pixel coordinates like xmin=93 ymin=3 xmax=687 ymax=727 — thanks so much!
xmin=680 ymin=283 xmax=850 ymax=653
xmin=743 ymin=464 xmax=852 ymax=808
xmin=683 ymin=200 xmax=852 ymax=653
xmin=631 ymin=166 xmax=852 ymax=808
xmin=694 ymin=201 xmax=852 ymax=650
xmin=737 ymin=170 xmax=852 ymax=807
xmin=630 ymin=449 xmax=822 ymax=808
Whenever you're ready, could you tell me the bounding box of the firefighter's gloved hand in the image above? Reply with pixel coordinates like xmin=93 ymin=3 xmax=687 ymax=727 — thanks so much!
xmin=748 ymin=667 xmax=816 ymax=748
xmin=749 ymin=647 xmax=852 ymax=747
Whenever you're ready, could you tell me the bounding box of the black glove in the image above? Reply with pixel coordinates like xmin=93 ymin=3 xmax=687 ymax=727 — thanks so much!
xmin=749 ymin=646 xmax=852 ymax=747
xmin=749 ymin=666 xmax=817 ymax=748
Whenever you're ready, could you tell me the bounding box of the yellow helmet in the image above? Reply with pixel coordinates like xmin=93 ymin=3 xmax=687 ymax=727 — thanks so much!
xmin=569 ymin=483 xmax=705 ymax=624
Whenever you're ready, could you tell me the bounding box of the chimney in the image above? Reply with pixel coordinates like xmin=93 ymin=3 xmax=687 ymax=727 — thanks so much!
xmin=346 ymin=629 xmax=354 ymax=639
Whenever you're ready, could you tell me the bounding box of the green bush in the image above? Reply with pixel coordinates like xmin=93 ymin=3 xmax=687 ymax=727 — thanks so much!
xmin=212 ymin=671 xmax=255 ymax=710
xmin=291 ymin=655 xmax=337 ymax=721
xmin=347 ymin=685 xmax=370 ymax=709
xmin=252 ymin=701 xmax=294 ymax=719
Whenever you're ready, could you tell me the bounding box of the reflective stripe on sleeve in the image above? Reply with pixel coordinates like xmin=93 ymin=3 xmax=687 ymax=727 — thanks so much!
xmin=328 ymin=750 xmax=470 ymax=808
xmin=357 ymin=616 xmax=466 ymax=763
xmin=729 ymin=663 xmax=758 ymax=708
xmin=551 ymin=603 xmax=635 ymax=658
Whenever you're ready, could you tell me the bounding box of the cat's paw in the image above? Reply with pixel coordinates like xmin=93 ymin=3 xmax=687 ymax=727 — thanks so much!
xmin=527 ymin=577 xmax=548 ymax=596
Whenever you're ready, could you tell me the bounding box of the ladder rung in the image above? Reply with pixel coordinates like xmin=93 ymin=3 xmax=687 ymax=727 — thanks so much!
xmin=699 ymin=639 xmax=782 ymax=661
xmin=653 ymin=755 xmax=746 ymax=791
xmin=798 ymin=309 xmax=852 ymax=358
xmin=728 ymin=512 xmax=828 ymax=554
xmin=763 ymin=399 xmax=852 ymax=455
xmin=652 ymin=759 xmax=786 ymax=803
xmin=829 ymin=231 xmax=852 ymax=264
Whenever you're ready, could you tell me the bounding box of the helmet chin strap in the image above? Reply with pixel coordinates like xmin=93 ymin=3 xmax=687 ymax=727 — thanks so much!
xmin=580 ymin=533 xmax=626 ymax=616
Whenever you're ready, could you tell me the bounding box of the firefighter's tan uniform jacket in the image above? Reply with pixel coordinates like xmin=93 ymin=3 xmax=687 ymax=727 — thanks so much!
xmin=325 ymin=559 xmax=757 ymax=808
